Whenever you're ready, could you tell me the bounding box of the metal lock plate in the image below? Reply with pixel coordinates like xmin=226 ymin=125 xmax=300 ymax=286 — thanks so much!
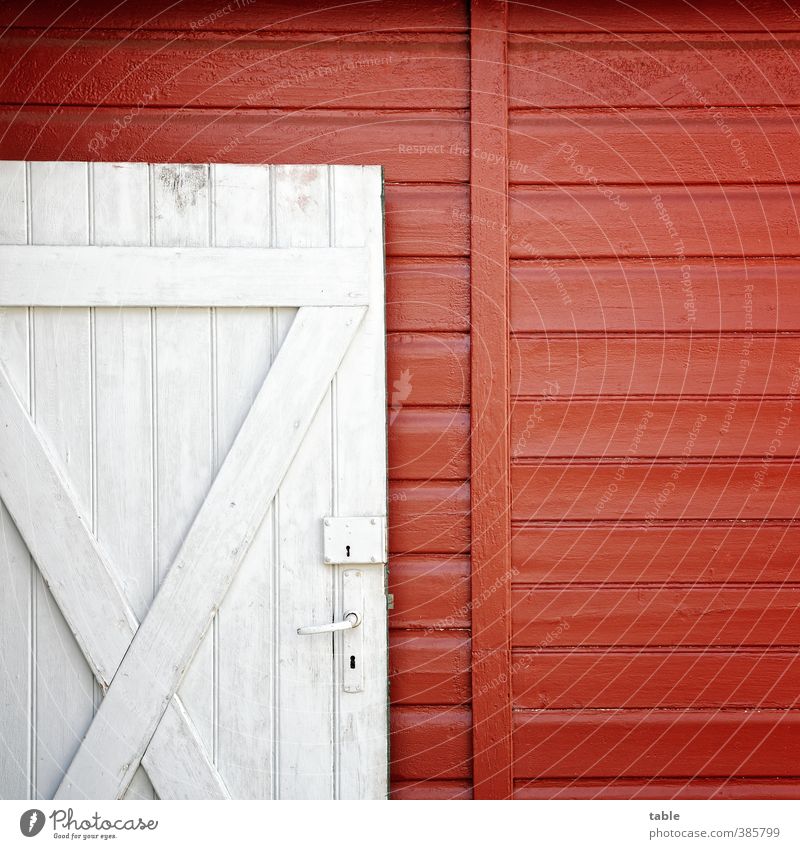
xmin=323 ymin=516 xmax=387 ymax=565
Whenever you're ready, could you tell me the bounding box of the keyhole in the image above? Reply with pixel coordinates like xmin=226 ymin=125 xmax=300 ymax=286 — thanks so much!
xmin=350 ymin=655 xmax=356 ymax=669
xmin=345 ymin=545 xmax=351 ymax=558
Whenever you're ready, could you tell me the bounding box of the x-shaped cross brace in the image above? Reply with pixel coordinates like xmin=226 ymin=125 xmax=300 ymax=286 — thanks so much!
xmin=0 ymin=305 xmax=363 ymax=799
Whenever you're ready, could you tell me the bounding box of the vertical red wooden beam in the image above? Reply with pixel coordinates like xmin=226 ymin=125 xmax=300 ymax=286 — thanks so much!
xmin=469 ymin=0 xmax=512 ymax=799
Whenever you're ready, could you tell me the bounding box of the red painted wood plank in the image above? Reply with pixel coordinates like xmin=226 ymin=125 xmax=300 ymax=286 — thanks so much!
xmin=0 ymin=107 xmax=469 ymax=183
xmin=389 ymin=482 xmax=470 ymax=554
xmin=512 ymin=587 xmax=800 ymax=647
xmin=469 ymin=0 xmax=513 ymax=800
xmin=512 ymin=461 xmax=800 ymax=521
xmin=511 ymin=335 xmax=800 ymax=396
xmin=390 ymin=632 xmax=471 ymax=704
xmin=508 ymin=34 xmax=800 ymax=108
xmin=0 ymin=1 xmax=468 ymax=32
xmin=512 ymin=524 xmax=800 ymax=584
xmin=511 ymin=400 xmax=800 ymax=459
xmin=392 ymin=780 xmax=473 ymax=799
xmin=386 ymin=259 xmax=470 ymax=332
xmin=513 ymin=778 xmax=800 ymax=800
xmin=389 ymin=555 xmax=471 ymax=629
xmin=387 ymin=333 xmax=469 ymax=406
xmin=513 ymin=710 xmax=800 ymax=778
xmin=0 ymin=33 xmax=468 ymax=110
xmin=513 ymin=650 xmax=800 ymax=708
xmin=391 ymin=706 xmax=472 ymax=780
xmin=509 ymin=1 xmax=800 ymax=33
xmin=385 ymin=185 xmax=469 ymax=257
xmin=509 ymin=111 xmax=800 ymax=185
xmin=510 ymin=260 xmax=800 ymax=333
xmin=390 ymin=408 xmax=469 ymax=480
xmin=509 ymin=186 xmax=800 ymax=258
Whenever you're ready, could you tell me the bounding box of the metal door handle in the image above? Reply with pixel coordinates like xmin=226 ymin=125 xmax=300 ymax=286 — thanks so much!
xmin=297 ymin=611 xmax=361 ymax=635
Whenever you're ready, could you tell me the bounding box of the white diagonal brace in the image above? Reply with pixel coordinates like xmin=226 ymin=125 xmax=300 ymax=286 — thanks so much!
xmin=0 ymin=362 xmax=229 ymax=800
xmin=56 ymin=305 xmax=366 ymax=800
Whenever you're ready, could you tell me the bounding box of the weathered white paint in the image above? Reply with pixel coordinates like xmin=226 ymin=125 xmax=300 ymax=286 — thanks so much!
xmin=0 ymin=245 xmax=369 ymax=306
xmin=56 ymin=304 xmax=364 ymax=800
xmin=332 ymin=167 xmax=389 ymax=800
xmin=0 ymin=161 xmax=387 ymax=800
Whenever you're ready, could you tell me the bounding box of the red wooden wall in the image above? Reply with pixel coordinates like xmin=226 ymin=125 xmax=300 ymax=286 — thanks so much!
xmin=2 ymin=0 xmax=799 ymax=800
xmin=504 ymin=0 xmax=800 ymax=799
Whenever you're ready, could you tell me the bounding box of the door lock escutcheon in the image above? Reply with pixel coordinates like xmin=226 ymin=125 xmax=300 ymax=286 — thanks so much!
xmin=323 ymin=516 xmax=387 ymax=565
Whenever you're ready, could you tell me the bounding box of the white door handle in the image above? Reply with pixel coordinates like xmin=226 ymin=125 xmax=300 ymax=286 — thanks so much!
xmin=297 ymin=611 xmax=361 ymax=636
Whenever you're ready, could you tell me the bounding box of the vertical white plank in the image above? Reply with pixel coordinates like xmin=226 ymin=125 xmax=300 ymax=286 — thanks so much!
xmin=92 ymin=162 xmax=155 ymax=801
xmin=332 ymin=167 xmax=388 ymax=799
xmin=152 ymin=163 xmax=216 ymax=761
xmin=211 ymin=164 xmax=275 ymax=799
xmin=28 ymin=161 xmax=95 ymax=799
xmin=274 ymin=166 xmax=334 ymax=798
xmin=0 ymin=161 xmax=32 ymax=798
xmin=274 ymin=163 xmax=329 ymax=347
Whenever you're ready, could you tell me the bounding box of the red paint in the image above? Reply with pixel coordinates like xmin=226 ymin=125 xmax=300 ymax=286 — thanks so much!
xmin=389 ymin=482 xmax=470 ymax=555
xmin=510 ymin=260 xmax=800 ymax=333
xmin=514 ymin=651 xmax=800 ymax=709
xmin=0 ymin=31 xmax=469 ymax=110
xmin=3 ymin=0 xmax=800 ymax=800
xmin=387 ymin=333 xmax=469 ymax=406
xmin=509 ymin=187 xmax=800 ymax=258
xmin=387 ymin=260 xmax=470 ymax=332
xmin=513 ymin=710 xmax=800 ymax=779
xmin=469 ymin=0 xmax=513 ymax=799
xmin=512 ymin=587 xmax=800 ymax=646
xmin=389 ymin=409 xmax=469 ymax=480
xmin=512 ymin=336 xmax=800 ymax=396
xmin=512 ymin=462 xmax=800 ymax=521
xmin=391 ymin=706 xmax=472 ymax=780
xmin=512 ymin=525 xmax=800 ymax=584
xmin=513 ymin=779 xmax=800 ymax=800
xmin=510 ymin=112 xmax=800 ymax=185
xmin=390 ymin=633 xmax=471 ymax=705
xmin=508 ymin=34 xmax=800 ymax=108
xmin=389 ymin=556 xmax=471 ymax=629
xmin=512 ymin=400 xmax=800 ymax=458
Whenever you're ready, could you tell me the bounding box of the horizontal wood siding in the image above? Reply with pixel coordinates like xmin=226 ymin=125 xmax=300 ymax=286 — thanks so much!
xmin=508 ymin=0 xmax=800 ymax=799
xmin=0 ymin=0 xmax=471 ymax=799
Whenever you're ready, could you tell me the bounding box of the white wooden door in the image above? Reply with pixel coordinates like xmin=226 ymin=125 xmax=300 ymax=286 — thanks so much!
xmin=0 ymin=161 xmax=388 ymax=800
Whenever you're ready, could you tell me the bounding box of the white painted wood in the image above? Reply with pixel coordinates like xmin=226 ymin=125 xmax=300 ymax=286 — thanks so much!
xmin=91 ymin=163 xmax=153 ymax=624
xmin=0 ymin=160 xmax=32 ymax=799
xmin=0 ymin=160 xmax=388 ymax=801
xmin=211 ymin=163 xmax=275 ymax=800
xmin=151 ymin=162 xmax=217 ymax=782
xmin=0 ymin=360 xmax=138 ymax=685
xmin=0 ymin=362 xmax=230 ymax=798
xmin=28 ymin=161 xmax=95 ymax=799
xmin=91 ymin=161 xmax=225 ymax=801
xmin=274 ymin=165 xmax=335 ymax=799
xmin=332 ymin=167 xmax=389 ymax=799
xmin=0 ymin=162 xmax=227 ymax=801
xmin=0 ymin=245 xmax=369 ymax=306
xmin=55 ymin=304 xmax=364 ymax=800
